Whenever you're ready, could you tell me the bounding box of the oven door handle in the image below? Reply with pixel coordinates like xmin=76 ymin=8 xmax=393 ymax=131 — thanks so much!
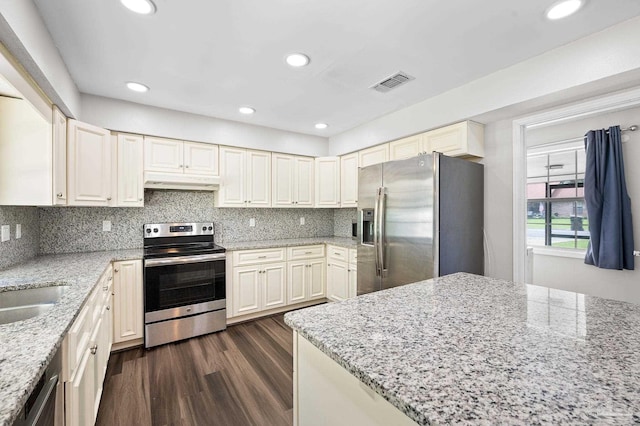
xmin=144 ymin=253 xmax=226 ymax=267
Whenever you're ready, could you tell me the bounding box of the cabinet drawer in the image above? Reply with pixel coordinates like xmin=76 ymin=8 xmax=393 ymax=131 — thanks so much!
xmin=349 ymin=249 xmax=357 ymax=265
xmin=66 ymin=301 xmax=93 ymax=379
xmin=327 ymin=245 xmax=348 ymax=262
xmin=233 ymin=248 xmax=286 ymax=266
xmin=287 ymin=245 xmax=325 ymax=261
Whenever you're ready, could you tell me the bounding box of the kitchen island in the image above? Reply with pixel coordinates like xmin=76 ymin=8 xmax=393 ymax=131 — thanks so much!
xmin=284 ymin=272 xmax=640 ymax=425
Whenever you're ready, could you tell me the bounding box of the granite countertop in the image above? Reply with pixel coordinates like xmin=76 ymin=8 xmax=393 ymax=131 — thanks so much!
xmin=285 ymin=272 xmax=640 ymax=425
xmin=0 ymin=249 xmax=142 ymax=426
xmin=222 ymin=236 xmax=357 ymax=251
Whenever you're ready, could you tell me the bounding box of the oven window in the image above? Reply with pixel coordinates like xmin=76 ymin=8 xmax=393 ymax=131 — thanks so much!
xmin=145 ymin=260 xmax=225 ymax=312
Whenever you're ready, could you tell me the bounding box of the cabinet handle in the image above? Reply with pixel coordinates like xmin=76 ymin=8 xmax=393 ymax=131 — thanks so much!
xmin=90 ymin=344 xmax=98 ymax=355
xmin=248 ymin=200 xmax=252 ymax=203
xmin=106 ymin=306 xmax=110 ymax=311
xmin=291 ymin=201 xmax=295 ymax=204
xmin=258 ymin=256 xmax=267 ymax=259
xmin=114 ymin=269 xmax=119 ymax=273
xmin=103 ymin=286 xmax=108 ymax=291
xmin=56 ymin=192 xmax=63 ymax=198
xmin=305 ymin=251 xmax=312 ymax=254
xmin=138 ymin=198 xmax=143 ymax=202
xmin=107 ymin=197 xmax=112 ymax=201
xmin=179 ymin=164 xmax=183 ymax=168
xmin=108 ymin=276 xmax=112 ymax=281
xmin=185 ymin=165 xmax=189 ymax=168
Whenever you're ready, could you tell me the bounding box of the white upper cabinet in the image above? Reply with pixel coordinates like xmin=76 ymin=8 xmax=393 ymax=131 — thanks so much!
xmin=340 ymin=153 xmax=358 ymax=208
xmin=389 ymin=134 xmax=428 ymax=160
xmin=144 ymin=137 xmax=218 ymax=175
xmin=315 ymin=157 xmax=340 ymax=208
xmin=219 ymin=147 xmax=271 ymax=207
xmin=144 ymin=137 xmax=183 ymax=173
xmin=272 ymin=153 xmax=314 ymax=208
xmin=424 ymin=120 xmax=484 ymax=158
xmin=67 ymin=119 xmax=113 ymax=206
xmin=183 ymin=141 xmax=219 ymax=175
xmin=359 ymin=144 xmax=389 ymax=168
xmin=52 ymin=106 xmax=67 ymax=205
xmin=116 ymin=133 xmax=144 ymax=207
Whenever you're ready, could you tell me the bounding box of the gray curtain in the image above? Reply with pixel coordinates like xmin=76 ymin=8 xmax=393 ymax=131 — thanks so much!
xmin=584 ymin=125 xmax=634 ymax=270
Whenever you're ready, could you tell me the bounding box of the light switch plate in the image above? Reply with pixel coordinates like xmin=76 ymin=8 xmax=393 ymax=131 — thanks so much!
xmin=15 ymin=224 xmax=21 ymax=239
xmin=300 ymin=217 xmax=305 ymax=225
xmin=249 ymin=218 xmax=256 ymax=227
xmin=1 ymin=225 xmax=10 ymax=242
xmin=102 ymin=220 xmax=112 ymax=232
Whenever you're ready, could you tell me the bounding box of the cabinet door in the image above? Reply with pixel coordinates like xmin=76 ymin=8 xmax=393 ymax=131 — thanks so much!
xmin=232 ymin=266 xmax=260 ymax=316
xmin=348 ymin=266 xmax=358 ymax=299
xmin=340 ymin=153 xmax=359 ymax=208
xmin=66 ymin=349 xmax=96 ymax=426
xmin=315 ymin=157 xmax=340 ymax=207
xmin=295 ymin=156 xmax=315 ymax=207
xmin=358 ymin=144 xmax=389 ymax=168
xmin=287 ymin=261 xmax=307 ymax=304
xmin=327 ymin=261 xmax=349 ymax=302
xmin=423 ymin=121 xmax=485 ymax=158
xmin=389 ymin=134 xmax=425 ymax=160
xmin=117 ymin=133 xmax=144 ymax=207
xmin=184 ymin=141 xmax=219 ymax=175
xmin=95 ymin=305 xmax=112 ymax=412
xmin=219 ymin=146 xmax=246 ymax=207
xmin=144 ymin=137 xmax=184 ymax=173
xmin=272 ymin=153 xmax=294 ymax=207
xmin=262 ymin=262 xmax=287 ymax=310
xmin=52 ymin=106 xmax=67 ymax=205
xmin=67 ymin=119 xmax=113 ymax=206
xmin=246 ymin=150 xmax=271 ymax=207
xmin=113 ymin=260 xmax=143 ymax=344
xmin=308 ymin=259 xmax=326 ymax=300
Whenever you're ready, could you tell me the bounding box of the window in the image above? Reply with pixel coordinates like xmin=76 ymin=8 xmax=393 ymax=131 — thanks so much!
xmin=526 ymin=140 xmax=589 ymax=249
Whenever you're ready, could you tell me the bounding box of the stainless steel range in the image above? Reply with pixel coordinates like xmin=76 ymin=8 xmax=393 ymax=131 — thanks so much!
xmin=143 ymin=222 xmax=226 ymax=348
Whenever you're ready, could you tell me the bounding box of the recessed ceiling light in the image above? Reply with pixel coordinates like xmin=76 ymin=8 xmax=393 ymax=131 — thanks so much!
xmin=120 ymin=0 xmax=156 ymax=15
xmin=239 ymin=106 xmax=255 ymax=115
xmin=285 ymin=53 xmax=310 ymax=68
xmin=126 ymin=82 xmax=149 ymax=92
xmin=315 ymin=123 xmax=328 ymax=130
xmin=546 ymin=0 xmax=583 ymax=20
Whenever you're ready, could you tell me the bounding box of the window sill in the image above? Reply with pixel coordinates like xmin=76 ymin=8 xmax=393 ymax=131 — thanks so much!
xmin=529 ymin=246 xmax=586 ymax=259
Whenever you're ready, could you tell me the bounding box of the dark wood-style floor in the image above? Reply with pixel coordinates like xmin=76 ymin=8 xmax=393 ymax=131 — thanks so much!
xmin=96 ymin=315 xmax=293 ymax=426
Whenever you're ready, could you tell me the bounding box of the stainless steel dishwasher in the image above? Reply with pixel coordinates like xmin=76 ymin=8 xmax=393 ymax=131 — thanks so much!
xmin=12 ymin=347 xmax=62 ymax=426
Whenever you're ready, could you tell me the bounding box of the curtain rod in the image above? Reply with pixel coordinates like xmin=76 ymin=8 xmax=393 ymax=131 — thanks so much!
xmin=529 ymin=125 xmax=638 ymax=150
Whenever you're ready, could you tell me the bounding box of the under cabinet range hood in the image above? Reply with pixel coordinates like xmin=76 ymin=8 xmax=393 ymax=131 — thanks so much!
xmin=144 ymin=171 xmax=220 ymax=191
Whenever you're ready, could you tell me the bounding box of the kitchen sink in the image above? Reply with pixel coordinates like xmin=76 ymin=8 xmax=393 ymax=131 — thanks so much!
xmin=0 ymin=285 xmax=68 ymax=325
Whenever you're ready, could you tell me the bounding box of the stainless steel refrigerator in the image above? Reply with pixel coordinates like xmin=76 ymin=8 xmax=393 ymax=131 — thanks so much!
xmin=357 ymin=152 xmax=484 ymax=295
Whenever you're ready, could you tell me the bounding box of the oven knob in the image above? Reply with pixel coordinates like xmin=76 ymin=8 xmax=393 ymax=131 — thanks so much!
xmin=208 ymin=226 xmax=213 ymax=231
xmin=153 ymin=228 xmax=159 ymax=233
xmin=202 ymin=226 xmax=207 ymax=231
xmin=146 ymin=228 xmax=151 ymax=234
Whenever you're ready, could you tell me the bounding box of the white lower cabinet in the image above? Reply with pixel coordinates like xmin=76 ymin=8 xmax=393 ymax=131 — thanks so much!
xmin=112 ymin=259 xmax=143 ymax=346
xmin=287 ymin=258 xmax=326 ymax=304
xmin=64 ymin=264 xmax=113 ymax=426
xmin=232 ymin=261 xmax=287 ymax=316
xmin=327 ymin=246 xmax=357 ymax=302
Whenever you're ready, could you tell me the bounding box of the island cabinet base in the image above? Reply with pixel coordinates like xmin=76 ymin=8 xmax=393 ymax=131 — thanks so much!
xmin=293 ymin=331 xmax=418 ymax=426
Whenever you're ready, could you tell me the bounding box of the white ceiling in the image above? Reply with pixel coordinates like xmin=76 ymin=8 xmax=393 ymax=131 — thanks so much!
xmin=33 ymin=0 xmax=640 ymax=137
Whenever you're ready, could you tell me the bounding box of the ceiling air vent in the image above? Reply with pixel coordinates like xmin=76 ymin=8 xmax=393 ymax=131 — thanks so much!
xmin=371 ymin=71 xmax=415 ymax=93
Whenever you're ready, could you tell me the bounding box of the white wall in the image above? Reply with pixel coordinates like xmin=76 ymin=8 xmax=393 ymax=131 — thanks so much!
xmin=0 ymin=0 xmax=80 ymax=117
xmin=526 ymin=106 xmax=640 ymax=304
xmin=328 ymin=16 xmax=640 ymax=156
xmin=480 ymin=120 xmax=513 ymax=280
xmin=80 ymin=94 xmax=329 ymax=157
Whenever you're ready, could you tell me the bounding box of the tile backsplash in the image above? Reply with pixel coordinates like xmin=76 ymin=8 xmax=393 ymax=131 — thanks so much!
xmin=0 ymin=206 xmax=39 ymax=269
xmin=39 ymin=190 xmax=338 ymax=254
xmin=333 ymin=208 xmax=357 ymax=238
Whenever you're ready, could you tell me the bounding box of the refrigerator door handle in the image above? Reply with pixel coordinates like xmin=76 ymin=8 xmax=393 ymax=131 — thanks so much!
xmin=379 ymin=187 xmax=387 ymax=277
xmin=373 ymin=187 xmax=381 ymax=276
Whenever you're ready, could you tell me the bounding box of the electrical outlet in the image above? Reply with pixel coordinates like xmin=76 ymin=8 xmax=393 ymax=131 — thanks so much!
xmin=102 ymin=220 xmax=112 ymax=232
xmin=15 ymin=224 xmax=21 ymax=239
xmin=300 ymin=217 xmax=305 ymax=225
xmin=249 ymin=218 xmax=256 ymax=227
xmin=1 ymin=225 xmax=10 ymax=242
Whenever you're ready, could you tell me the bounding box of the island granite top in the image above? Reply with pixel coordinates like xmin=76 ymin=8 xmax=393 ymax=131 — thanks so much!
xmin=0 ymin=249 xmax=142 ymax=426
xmin=285 ymin=272 xmax=640 ymax=425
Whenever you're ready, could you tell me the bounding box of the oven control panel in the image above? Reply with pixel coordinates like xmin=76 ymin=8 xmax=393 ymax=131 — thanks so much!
xmin=144 ymin=222 xmax=214 ymax=238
